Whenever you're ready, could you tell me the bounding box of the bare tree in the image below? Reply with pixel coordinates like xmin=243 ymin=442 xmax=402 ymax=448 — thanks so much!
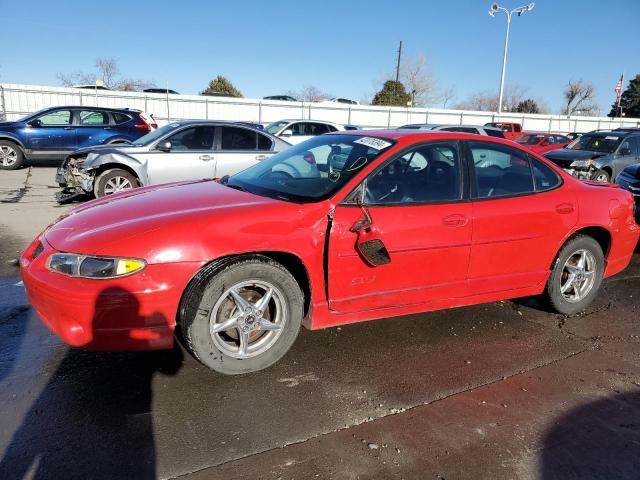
xmin=562 ymin=80 xmax=598 ymax=116
xmin=455 ymin=85 xmax=530 ymax=112
xmin=438 ymin=85 xmax=457 ymax=108
xmin=286 ymin=85 xmax=332 ymax=102
xmin=57 ymin=57 xmax=154 ymax=91
xmin=401 ymin=51 xmax=437 ymax=107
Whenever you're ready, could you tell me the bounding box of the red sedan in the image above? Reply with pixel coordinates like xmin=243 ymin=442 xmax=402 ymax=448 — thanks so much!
xmin=516 ymin=133 xmax=570 ymax=155
xmin=21 ymin=131 xmax=639 ymax=374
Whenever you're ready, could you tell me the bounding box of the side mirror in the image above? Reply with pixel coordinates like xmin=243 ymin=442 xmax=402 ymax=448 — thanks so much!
xmin=28 ymin=119 xmax=42 ymax=128
xmin=618 ymin=147 xmax=631 ymax=156
xmin=156 ymin=141 xmax=172 ymax=152
xmin=281 ymin=129 xmax=293 ymax=137
xmin=350 ymin=208 xmax=390 ymax=267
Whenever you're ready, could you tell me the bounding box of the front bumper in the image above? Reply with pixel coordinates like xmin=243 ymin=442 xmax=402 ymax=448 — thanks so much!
xmin=56 ymin=161 xmax=95 ymax=203
xmin=20 ymin=236 xmax=202 ymax=351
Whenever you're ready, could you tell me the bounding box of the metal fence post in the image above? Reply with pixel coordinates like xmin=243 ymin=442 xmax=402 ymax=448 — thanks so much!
xmin=205 ymin=98 xmax=209 ymax=119
xmin=258 ymin=101 xmax=262 ymax=124
xmin=388 ymin=109 xmax=392 ymax=128
xmin=425 ymin=109 xmax=429 ymax=124
xmin=348 ymin=107 xmax=351 ymax=125
xmin=0 ymin=85 xmax=5 ymax=121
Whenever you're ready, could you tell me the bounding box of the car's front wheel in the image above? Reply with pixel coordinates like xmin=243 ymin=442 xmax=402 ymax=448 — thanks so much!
xmin=543 ymin=235 xmax=604 ymax=315
xmin=592 ymin=169 xmax=611 ymax=183
xmin=94 ymin=168 xmax=139 ymax=197
xmin=0 ymin=140 xmax=24 ymax=170
xmin=180 ymin=256 xmax=303 ymax=375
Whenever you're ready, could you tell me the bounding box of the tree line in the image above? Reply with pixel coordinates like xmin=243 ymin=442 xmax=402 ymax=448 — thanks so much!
xmin=57 ymin=57 xmax=640 ymax=118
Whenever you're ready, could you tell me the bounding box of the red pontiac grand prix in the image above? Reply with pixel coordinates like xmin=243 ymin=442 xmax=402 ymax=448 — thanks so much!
xmin=21 ymin=131 xmax=639 ymax=374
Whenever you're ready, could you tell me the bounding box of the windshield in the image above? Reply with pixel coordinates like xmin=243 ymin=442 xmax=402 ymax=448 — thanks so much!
xmin=566 ymin=134 xmax=623 ymax=153
xmin=132 ymin=123 xmax=181 ymax=146
xmin=226 ymin=134 xmax=395 ymax=202
xmin=516 ymin=134 xmax=544 ymax=145
xmin=265 ymin=121 xmax=290 ymax=135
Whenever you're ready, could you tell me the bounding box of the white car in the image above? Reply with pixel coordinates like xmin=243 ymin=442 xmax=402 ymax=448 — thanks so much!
xmin=56 ymin=121 xmax=290 ymax=201
xmin=319 ymin=97 xmax=360 ymax=105
xmin=265 ymin=119 xmax=347 ymax=145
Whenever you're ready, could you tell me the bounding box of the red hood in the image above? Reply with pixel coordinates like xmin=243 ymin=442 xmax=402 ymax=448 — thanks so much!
xmin=44 ymin=180 xmax=285 ymax=258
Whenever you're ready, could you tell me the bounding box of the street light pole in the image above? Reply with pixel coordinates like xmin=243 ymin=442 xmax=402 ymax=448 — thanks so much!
xmin=489 ymin=3 xmax=535 ymax=113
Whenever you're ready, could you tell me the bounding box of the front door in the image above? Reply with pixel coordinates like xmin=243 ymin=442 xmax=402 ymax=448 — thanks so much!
xmin=144 ymin=125 xmax=216 ymax=184
xmin=328 ymin=141 xmax=472 ymax=313
xmin=24 ymin=108 xmax=77 ymax=157
xmin=467 ymin=140 xmax=578 ymax=294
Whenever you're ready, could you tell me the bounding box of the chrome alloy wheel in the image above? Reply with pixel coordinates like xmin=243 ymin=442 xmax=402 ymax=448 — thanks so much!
xmin=0 ymin=145 xmax=18 ymax=167
xmin=560 ymin=249 xmax=597 ymax=303
xmin=594 ymin=172 xmax=609 ymax=183
xmin=209 ymin=280 xmax=287 ymax=359
xmin=103 ymin=176 xmax=133 ymax=195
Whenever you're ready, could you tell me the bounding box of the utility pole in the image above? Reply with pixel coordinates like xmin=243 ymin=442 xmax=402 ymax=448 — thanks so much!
xmin=394 ymin=41 xmax=403 ymax=95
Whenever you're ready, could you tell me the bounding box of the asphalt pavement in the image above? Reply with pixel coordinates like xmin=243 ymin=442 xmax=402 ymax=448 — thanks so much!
xmin=0 ymin=167 xmax=639 ymax=479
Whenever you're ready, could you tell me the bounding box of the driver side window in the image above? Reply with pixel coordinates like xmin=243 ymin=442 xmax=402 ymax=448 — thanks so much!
xmin=364 ymin=143 xmax=462 ymax=205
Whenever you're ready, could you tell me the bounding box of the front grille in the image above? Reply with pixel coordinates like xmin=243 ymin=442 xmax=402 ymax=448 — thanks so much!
xmin=32 ymin=241 xmax=44 ymax=260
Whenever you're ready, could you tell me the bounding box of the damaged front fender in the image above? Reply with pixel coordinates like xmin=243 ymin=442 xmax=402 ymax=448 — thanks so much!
xmin=82 ymin=150 xmax=148 ymax=186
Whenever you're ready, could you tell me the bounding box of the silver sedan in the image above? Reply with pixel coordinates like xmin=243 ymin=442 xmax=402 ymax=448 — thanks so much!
xmin=56 ymin=120 xmax=290 ymax=201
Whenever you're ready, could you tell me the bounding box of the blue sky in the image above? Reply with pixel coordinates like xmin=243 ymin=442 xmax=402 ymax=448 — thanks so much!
xmin=1 ymin=0 xmax=638 ymax=113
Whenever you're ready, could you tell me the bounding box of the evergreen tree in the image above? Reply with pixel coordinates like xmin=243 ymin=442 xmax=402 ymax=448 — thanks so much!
xmin=608 ymin=74 xmax=640 ymax=118
xmin=371 ymin=80 xmax=412 ymax=107
xmin=201 ymin=76 xmax=243 ymax=97
xmin=514 ymin=99 xmax=540 ymax=114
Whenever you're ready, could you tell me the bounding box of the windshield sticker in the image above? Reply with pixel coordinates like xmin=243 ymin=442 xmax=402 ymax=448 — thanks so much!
xmin=605 ymin=136 xmax=619 ymax=140
xmin=354 ymin=137 xmax=392 ymax=150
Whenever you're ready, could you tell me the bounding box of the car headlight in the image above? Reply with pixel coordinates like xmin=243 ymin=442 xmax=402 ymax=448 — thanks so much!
xmin=46 ymin=253 xmax=146 ymax=278
xmin=570 ymin=159 xmax=593 ymax=168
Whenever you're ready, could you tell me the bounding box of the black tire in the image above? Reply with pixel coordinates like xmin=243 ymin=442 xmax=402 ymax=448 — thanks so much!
xmin=542 ymin=235 xmax=604 ymax=315
xmin=94 ymin=168 xmax=139 ymax=197
xmin=0 ymin=140 xmax=25 ymax=170
xmin=180 ymin=256 xmax=303 ymax=375
xmin=592 ymin=169 xmax=611 ymax=183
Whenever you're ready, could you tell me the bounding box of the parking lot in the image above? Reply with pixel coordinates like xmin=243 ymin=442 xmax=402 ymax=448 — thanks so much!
xmin=0 ymin=166 xmax=638 ymax=479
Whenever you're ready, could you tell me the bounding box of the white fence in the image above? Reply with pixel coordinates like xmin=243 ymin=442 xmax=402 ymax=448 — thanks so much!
xmin=1 ymin=82 xmax=639 ymax=133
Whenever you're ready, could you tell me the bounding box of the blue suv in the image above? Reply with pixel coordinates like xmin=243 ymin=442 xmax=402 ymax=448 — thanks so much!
xmin=0 ymin=106 xmax=157 ymax=170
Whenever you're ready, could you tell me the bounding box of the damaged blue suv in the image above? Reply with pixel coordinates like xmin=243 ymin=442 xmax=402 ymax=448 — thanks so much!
xmin=0 ymin=106 xmax=157 ymax=170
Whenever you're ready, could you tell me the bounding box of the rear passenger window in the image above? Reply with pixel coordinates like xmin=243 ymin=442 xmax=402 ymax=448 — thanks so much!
xmin=365 ymin=142 xmax=462 ymax=205
xmin=257 ymin=132 xmax=273 ymax=150
xmin=113 ymin=113 xmax=131 ymax=124
xmin=221 ymin=127 xmax=257 ymax=150
xmin=470 ymin=141 xmax=534 ymax=198
xmin=531 ymin=158 xmax=561 ymax=192
xmin=79 ymin=110 xmax=108 ymax=125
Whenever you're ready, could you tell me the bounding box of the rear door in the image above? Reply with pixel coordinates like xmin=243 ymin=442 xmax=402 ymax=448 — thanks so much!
xmin=144 ymin=125 xmax=216 ymax=184
xmin=215 ymin=126 xmax=275 ymax=177
xmin=328 ymin=141 xmax=472 ymax=313
xmin=76 ymin=109 xmax=111 ymax=148
xmin=467 ymin=140 xmax=577 ymax=294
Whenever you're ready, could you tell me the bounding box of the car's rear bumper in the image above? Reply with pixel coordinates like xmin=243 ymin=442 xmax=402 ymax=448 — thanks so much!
xmin=20 ymin=236 xmax=201 ymax=351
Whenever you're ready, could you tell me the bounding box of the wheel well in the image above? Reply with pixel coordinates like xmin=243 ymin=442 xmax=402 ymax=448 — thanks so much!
xmin=181 ymin=252 xmax=312 ymax=320
xmin=0 ymin=137 xmax=25 ymax=151
xmin=94 ymin=163 xmax=140 ymax=183
xmin=556 ymin=227 xmax=612 ymax=268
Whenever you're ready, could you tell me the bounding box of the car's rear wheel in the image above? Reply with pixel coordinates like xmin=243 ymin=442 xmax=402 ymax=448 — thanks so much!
xmin=180 ymin=256 xmax=303 ymax=375
xmin=94 ymin=168 xmax=139 ymax=197
xmin=0 ymin=141 xmax=24 ymax=170
xmin=592 ymin=169 xmax=611 ymax=183
xmin=543 ymin=235 xmax=604 ymax=315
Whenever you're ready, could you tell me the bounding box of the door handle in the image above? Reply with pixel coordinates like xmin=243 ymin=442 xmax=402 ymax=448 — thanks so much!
xmin=103 ymin=126 xmax=112 ymax=130
xmin=63 ymin=126 xmax=73 ymax=130
xmin=199 ymin=155 xmax=213 ymax=161
xmin=443 ymin=214 xmax=468 ymax=227
xmin=255 ymin=154 xmax=268 ymax=161
xmin=555 ymin=203 xmax=575 ymax=214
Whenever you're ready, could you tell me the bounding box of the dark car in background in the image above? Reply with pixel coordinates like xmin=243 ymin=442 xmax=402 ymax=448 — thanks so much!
xmin=143 ymin=88 xmax=179 ymax=95
xmin=544 ymin=129 xmax=640 ymax=183
xmin=616 ymin=164 xmax=640 ymax=220
xmin=0 ymin=106 xmax=157 ymax=170
xmin=263 ymin=95 xmax=298 ymax=102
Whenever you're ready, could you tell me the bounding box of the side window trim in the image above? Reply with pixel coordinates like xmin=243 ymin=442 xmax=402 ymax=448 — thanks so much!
xmin=350 ymin=140 xmax=468 ymax=207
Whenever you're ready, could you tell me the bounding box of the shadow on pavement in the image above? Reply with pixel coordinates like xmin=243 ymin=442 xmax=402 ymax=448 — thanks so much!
xmin=541 ymin=391 xmax=640 ymax=479
xmin=0 ymin=304 xmax=29 ymax=382
xmin=0 ymin=287 xmax=183 ymax=480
